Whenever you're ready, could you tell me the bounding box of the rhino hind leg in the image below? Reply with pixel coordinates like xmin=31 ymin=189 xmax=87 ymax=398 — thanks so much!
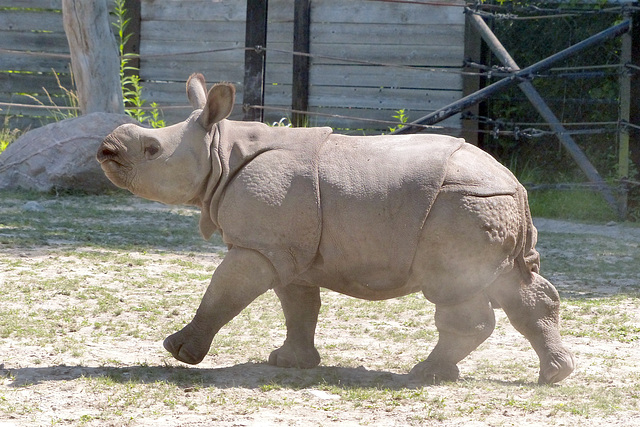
xmin=410 ymin=293 xmax=495 ymax=385
xmin=488 ymin=269 xmax=575 ymax=384
xmin=268 ymin=282 xmax=321 ymax=369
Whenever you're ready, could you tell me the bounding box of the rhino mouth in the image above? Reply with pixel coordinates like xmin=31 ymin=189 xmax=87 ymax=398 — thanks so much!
xmin=97 ymin=135 xmax=126 ymax=166
xmin=97 ymin=135 xmax=133 ymax=189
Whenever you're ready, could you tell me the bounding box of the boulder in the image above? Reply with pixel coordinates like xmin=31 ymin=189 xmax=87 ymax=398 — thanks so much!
xmin=0 ymin=112 xmax=138 ymax=193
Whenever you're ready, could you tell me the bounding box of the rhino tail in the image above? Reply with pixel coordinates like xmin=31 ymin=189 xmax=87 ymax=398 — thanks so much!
xmin=515 ymin=185 xmax=541 ymax=278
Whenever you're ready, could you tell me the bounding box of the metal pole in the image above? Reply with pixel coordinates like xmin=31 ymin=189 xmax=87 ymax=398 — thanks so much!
xmin=466 ymin=11 xmax=621 ymax=217
xmin=243 ymin=0 xmax=268 ymax=122
xmin=392 ymin=18 xmax=631 ymax=135
xmin=618 ymin=10 xmax=633 ymax=218
xmin=292 ymin=0 xmax=311 ymax=128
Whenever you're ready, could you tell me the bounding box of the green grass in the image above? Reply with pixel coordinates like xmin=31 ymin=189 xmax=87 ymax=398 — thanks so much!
xmin=0 ymin=190 xmax=223 ymax=251
xmin=528 ymin=188 xmax=618 ymax=222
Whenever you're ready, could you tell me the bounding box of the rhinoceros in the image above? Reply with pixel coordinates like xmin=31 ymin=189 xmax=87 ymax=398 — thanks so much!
xmin=97 ymin=73 xmax=575 ymax=385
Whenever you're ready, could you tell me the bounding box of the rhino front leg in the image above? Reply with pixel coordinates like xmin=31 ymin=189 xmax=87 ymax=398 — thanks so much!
xmin=268 ymin=282 xmax=321 ymax=369
xmin=164 ymin=247 xmax=276 ymax=365
xmin=489 ymin=270 xmax=575 ymax=384
xmin=410 ymin=292 xmax=495 ymax=385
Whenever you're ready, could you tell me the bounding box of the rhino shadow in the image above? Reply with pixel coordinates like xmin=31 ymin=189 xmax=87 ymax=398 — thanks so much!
xmin=2 ymin=362 xmax=402 ymax=389
xmin=2 ymin=362 xmax=534 ymax=390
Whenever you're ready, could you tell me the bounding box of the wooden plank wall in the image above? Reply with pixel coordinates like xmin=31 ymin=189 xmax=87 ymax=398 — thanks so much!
xmin=0 ymin=0 xmax=466 ymax=135
xmin=140 ymin=0 xmax=466 ymax=134
xmin=305 ymin=0 xmax=465 ymax=133
xmin=138 ymin=1 xmax=247 ymax=123
xmin=0 ymin=0 xmax=73 ymax=130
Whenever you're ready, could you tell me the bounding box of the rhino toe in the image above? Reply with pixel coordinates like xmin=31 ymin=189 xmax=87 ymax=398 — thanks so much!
xmin=163 ymin=324 xmax=212 ymax=365
xmin=538 ymin=348 xmax=576 ymax=385
xmin=268 ymin=343 xmax=320 ymax=369
xmin=409 ymin=360 xmax=459 ymax=385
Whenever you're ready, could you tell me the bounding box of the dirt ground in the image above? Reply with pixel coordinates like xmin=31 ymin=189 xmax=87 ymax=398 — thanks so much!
xmin=0 ymin=195 xmax=639 ymax=426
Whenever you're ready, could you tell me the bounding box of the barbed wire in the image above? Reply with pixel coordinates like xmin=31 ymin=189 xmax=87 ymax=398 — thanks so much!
xmin=0 ymin=101 xmax=195 ymax=112
xmin=463 ymin=112 xmax=620 ymax=128
xmin=478 ymin=126 xmax=619 ymax=139
xmin=0 ymin=102 xmax=77 ymax=111
xmin=0 ymin=48 xmax=70 ymax=59
xmin=2 ymin=98 xmax=634 ymax=140
xmin=463 ymin=61 xmax=626 ymax=80
xmin=1 ymin=43 xmax=633 ymax=87
xmin=367 ymin=0 xmax=640 ymax=17
xmin=262 ymin=47 xmax=477 ymax=75
xmin=366 ymin=0 xmax=467 ymax=7
xmin=461 ymin=112 xmax=626 ymax=139
xmin=468 ymin=2 xmax=640 ymax=21
xmin=623 ymin=121 xmax=640 ymax=131
xmin=248 ymin=105 xmax=445 ymax=131
xmin=0 ymin=45 xmax=483 ymax=77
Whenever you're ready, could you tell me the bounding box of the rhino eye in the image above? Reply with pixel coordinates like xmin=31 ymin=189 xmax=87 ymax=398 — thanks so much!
xmin=144 ymin=142 xmax=161 ymax=159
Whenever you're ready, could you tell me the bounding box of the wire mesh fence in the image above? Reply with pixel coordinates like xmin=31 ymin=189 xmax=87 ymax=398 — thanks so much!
xmin=464 ymin=1 xmax=638 ymax=219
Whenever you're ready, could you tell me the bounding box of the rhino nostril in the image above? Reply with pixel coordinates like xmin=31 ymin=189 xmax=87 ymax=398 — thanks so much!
xmin=97 ymin=145 xmax=118 ymax=162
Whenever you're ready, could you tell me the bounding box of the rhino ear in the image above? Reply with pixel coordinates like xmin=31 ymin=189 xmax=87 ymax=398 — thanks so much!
xmin=199 ymin=83 xmax=236 ymax=131
xmin=186 ymin=73 xmax=207 ymax=109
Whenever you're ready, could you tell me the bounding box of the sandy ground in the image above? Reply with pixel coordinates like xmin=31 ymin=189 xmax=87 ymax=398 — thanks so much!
xmin=0 ymin=206 xmax=638 ymax=426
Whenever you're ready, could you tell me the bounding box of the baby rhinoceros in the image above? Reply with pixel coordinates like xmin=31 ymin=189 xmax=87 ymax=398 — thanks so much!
xmin=97 ymin=73 xmax=575 ymax=385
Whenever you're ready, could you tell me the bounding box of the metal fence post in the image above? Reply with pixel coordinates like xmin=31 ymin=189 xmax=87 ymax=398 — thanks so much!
xmin=292 ymin=0 xmax=311 ymax=128
xmin=243 ymin=0 xmax=268 ymax=122
xmin=618 ymin=9 xmax=633 ymax=217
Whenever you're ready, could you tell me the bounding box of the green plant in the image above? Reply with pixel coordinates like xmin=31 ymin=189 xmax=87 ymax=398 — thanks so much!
xmin=148 ymin=102 xmax=166 ymax=128
xmin=0 ymin=119 xmax=21 ymax=155
xmin=122 ymin=74 xmax=146 ymax=122
xmin=388 ymin=109 xmax=408 ymax=133
xmin=112 ymin=0 xmax=164 ymax=127
xmin=113 ymin=0 xmax=142 ymax=119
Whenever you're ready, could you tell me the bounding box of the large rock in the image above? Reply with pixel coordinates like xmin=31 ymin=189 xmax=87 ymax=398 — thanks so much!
xmin=0 ymin=112 xmax=137 ymax=193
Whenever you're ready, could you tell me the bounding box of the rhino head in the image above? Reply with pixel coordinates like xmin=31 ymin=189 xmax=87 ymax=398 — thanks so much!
xmin=96 ymin=73 xmax=235 ymax=205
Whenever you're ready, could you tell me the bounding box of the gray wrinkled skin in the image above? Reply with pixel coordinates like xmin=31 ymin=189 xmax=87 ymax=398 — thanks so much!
xmin=97 ymin=73 xmax=575 ymax=385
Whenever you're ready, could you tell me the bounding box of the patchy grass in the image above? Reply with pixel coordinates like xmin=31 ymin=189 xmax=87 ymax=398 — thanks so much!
xmin=527 ymin=188 xmax=619 ymax=223
xmin=0 ymin=190 xmax=639 ymax=426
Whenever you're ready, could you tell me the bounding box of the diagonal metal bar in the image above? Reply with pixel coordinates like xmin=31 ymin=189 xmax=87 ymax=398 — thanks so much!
xmin=392 ymin=18 xmax=630 ymax=135
xmin=466 ymin=10 xmax=621 ymax=216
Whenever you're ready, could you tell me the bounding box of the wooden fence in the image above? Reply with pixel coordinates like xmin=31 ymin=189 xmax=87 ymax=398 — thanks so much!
xmin=0 ymin=0 xmax=466 ymax=134
xmin=0 ymin=0 xmax=74 ymax=130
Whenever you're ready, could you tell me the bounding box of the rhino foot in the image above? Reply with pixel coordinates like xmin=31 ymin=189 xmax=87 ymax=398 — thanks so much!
xmin=268 ymin=342 xmax=320 ymax=369
xmin=408 ymin=360 xmax=459 ymax=385
xmin=538 ymin=348 xmax=576 ymax=385
xmin=163 ymin=322 xmax=213 ymax=365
